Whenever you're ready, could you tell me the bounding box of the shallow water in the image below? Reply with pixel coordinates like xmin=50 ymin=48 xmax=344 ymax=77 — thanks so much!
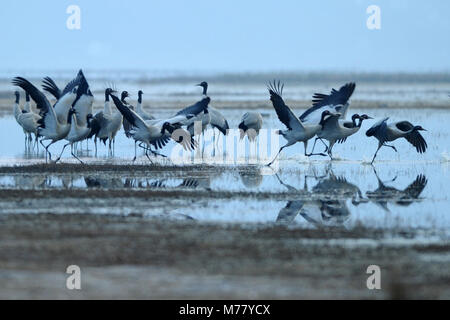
xmin=1 ymin=106 xmax=449 ymax=232
xmin=1 ymin=107 xmax=449 ymax=162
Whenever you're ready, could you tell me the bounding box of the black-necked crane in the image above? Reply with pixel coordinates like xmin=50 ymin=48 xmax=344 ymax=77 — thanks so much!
xmin=312 ymin=113 xmax=373 ymax=159
xmin=121 ymin=91 xmax=135 ymax=138
xmin=196 ymin=81 xmax=229 ymax=135
xmin=43 ymin=71 xmax=94 ymax=155
xmin=13 ymin=91 xmax=41 ymax=145
xmin=54 ymin=75 xmax=95 ymax=163
xmin=195 ymin=81 xmax=228 ymax=156
xmin=88 ymin=88 xmax=123 ymax=155
xmin=366 ymin=118 xmax=427 ymax=164
xmin=267 ymin=80 xmax=334 ymax=166
xmin=136 ymin=90 xmax=155 ymax=121
xmin=42 ymin=70 xmax=93 ymax=128
xmin=12 ymin=74 xmax=81 ymax=161
xmin=184 ymin=82 xmax=211 ymax=138
xmin=301 ymin=82 xmax=356 ymax=152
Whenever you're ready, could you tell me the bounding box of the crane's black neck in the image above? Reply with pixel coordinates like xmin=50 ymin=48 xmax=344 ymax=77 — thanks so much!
xmin=202 ymin=85 xmax=208 ymax=96
xmin=86 ymin=115 xmax=93 ymax=128
xmin=357 ymin=118 xmax=364 ymax=128
xmin=105 ymin=90 xmax=109 ymax=102
xmin=121 ymin=92 xmax=128 ymax=103
xmin=15 ymin=92 xmax=20 ymax=104
xmin=138 ymin=91 xmax=142 ymax=104
xmin=25 ymin=92 xmax=30 ymax=102
xmin=319 ymin=112 xmax=329 ymax=125
xmin=161 ymin=123 xmax=175 ymax=135
xmin=351 ymin=114 xmax=359 ymax=127
xmin=67 ymin=110 xmax=75 ymax=124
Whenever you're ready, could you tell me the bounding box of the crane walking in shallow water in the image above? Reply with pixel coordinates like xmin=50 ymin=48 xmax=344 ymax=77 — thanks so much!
xmin=366 ymin=118 xmax=428 ymax=164
xmin=312 ymin=113 xmax=373 ymax=159
xmin=266 ymin=80 xmax=335 ymax=166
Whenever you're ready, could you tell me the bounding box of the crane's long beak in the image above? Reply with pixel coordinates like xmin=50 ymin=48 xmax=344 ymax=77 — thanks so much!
xmin=196 ymin=83 xmax=202 ymax=86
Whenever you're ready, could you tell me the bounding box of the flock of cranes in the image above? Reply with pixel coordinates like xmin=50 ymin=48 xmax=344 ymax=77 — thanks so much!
xmin=11 ymin=70 xmax=428 ymax=165
xmin=266 ymin=80 xmax=428 ymax=165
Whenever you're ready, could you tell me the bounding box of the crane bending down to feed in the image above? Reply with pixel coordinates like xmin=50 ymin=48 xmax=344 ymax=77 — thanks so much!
xmin=239 ymin=111 xmax=263 ymax=141
xmin=366 ymin=118 xmax=427 ymax=164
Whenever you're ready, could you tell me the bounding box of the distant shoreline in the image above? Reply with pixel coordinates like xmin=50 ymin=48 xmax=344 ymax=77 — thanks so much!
xmin=2 ymin=70 xmax=450 ymax=84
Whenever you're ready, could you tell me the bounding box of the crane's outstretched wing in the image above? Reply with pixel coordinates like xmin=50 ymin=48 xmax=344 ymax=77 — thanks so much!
xmin=267 ymin=80 xmax=304 ymax=131
xmin=396 ymin=121 xmax=428 ymax=153
xmin=402 ymin=174 xmax=427 ymax=200
xmin=366 ymin=117 xmax=389 ymax=142
xmin=176 ymin=97 xmax=210 ymax=117
xmin=300 ymin=82 xmax=356 ymax=123
xmin=12 ymin=77 xmax=56 ymax=131
xmin=42 ymin=77 xmax=61 ymax=99
xmin=109 ymin=93 xmax=148 ymax=133
xmin=61 ymin=70 xmax=83 ymax=96
xmin=72 ymin=71 xmax=93 ymax=120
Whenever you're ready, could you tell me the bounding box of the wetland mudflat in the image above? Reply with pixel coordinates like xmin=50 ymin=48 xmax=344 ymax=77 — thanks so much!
xmin=0 ymin=76 xmax=449 ymax=299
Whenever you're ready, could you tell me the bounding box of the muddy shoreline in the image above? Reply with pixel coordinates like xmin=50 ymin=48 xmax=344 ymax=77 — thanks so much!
xmin=0 ymin=213 xmax=449 ymax=299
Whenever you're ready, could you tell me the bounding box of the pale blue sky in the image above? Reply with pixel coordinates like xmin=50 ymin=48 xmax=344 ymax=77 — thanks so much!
xmin=1 ymin=0 xmax=450 ymax=72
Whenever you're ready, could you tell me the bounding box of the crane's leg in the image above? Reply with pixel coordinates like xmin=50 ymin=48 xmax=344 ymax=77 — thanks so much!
xmin=312 ymin=138 xmax=329 ymax=153
xmin=34 ymin=134 xmax=39 ymax=150
xmin=267 ymin=146 xmax=286 ymax=167
xmin=144 ymin=147 xmax=153 ymax=164
xmin=212 ymin=129 xmax=216 ymax=157
xmin=202 ymin=138 xmax=205 ymax=159
xmin=371 ymin=143 xmax=383 ymax=164
xmin=137 ymin=143 xmax=152 ymax=162
xmin=383 ymin=144 xmax=398 ymax=153
xmin=309 ymin=138 xmax=319 ymax=155
xmin=55 ymin=143 xmax=71 ymax=163
xmin=71 ymin=146 xmax=84 ymax=164
xmin=94 ymin=138 xmax=98 ymax=157
xmin=138 ymin=143 xmax=166 ymax=160
xmin=133 ymin=141 xmax=138 ymax=162
xmin=306 ymin=138 xmax=328 ymax=157
xmin=327 ymin=141 xmax=335 ymax=160
xmin=108 ymin=139 xmax=113 ymax=155
xmin=40 ymin=140 xmax=48 ymax=162
xmin=42 ymin=140 xmax=56 ymax=162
